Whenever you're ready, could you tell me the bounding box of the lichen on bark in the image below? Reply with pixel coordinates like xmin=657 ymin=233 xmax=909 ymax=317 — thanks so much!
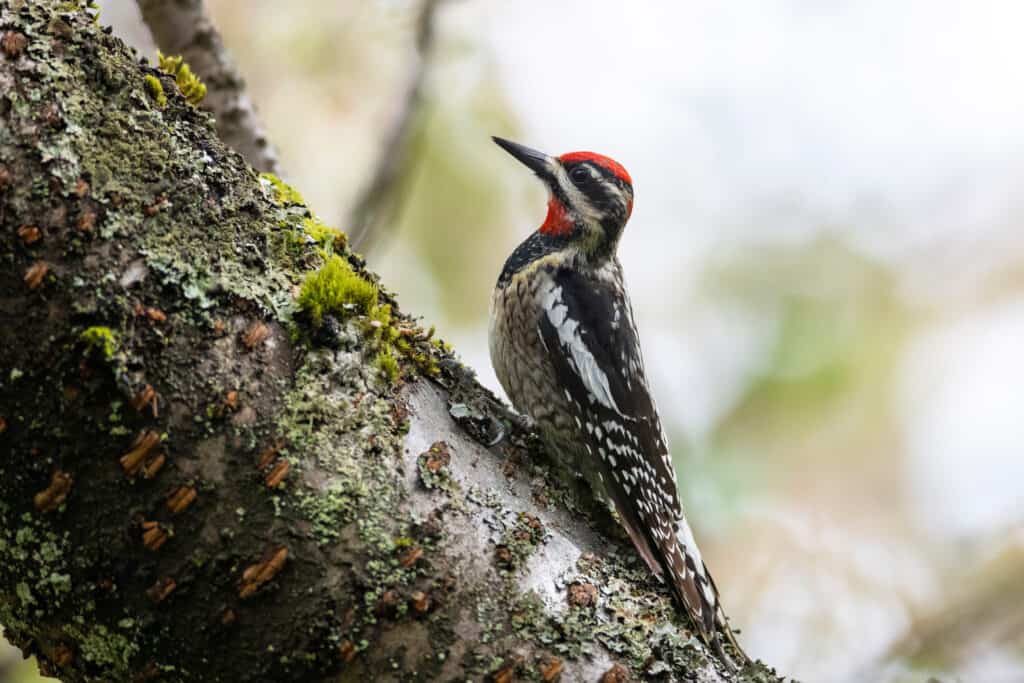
xmin=0 ymin=3 xmax=784 ymax=681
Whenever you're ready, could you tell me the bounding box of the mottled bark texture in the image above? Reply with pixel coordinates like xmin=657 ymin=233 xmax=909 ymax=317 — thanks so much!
xmin=0 ymin=4 xmax=782 ymax=682
xmin=135 ymin=0 xmax=280 ymax=174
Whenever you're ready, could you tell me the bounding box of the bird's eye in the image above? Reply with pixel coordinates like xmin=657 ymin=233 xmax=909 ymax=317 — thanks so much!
xmin=569 ymin=166 xmax=591 ymax=185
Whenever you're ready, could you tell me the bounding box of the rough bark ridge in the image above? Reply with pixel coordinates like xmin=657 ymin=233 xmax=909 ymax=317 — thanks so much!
xmin=0 ymin=4 xmax=782 ymax=682
xmin=135 ymin=0 xmax=280 ymax=174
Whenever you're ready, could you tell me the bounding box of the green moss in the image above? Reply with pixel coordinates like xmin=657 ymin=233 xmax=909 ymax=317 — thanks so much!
xmin=364 ymin=303 xmax=394 ymax=347
xmin=259 ymin=172 xmax=306 ymax=206
xmin=408 ymin=347 xmax=440 ymax=377
xmin=293 ymin=480 xmax=364 ymax=545
xmin=156 ymin=51 xmax=181 ymax=74
xmin=143 ymin=74 xmax=166 ymax=108
xmin=298 ymin=255 xmax=377 ymax=326
xmin=15 ymin=581 xmax=34 ymax=607
xmin=374 ymin=345 xmax=400 ymax=383
xmin=431 ymin=337 xmax=454 ymax=354
xmin=64 ymin=623 xmax=140 ymax=677
xmin=157 ymin=51 xmax=207 ymax=106
xmin=0 ymin=512 xmax=73 ymax=635
xmin=302 ymin=216 xmax=347 ymax=251
xmin=296 ymin=258 xmax=441 ymax=382
xmin=79 ymin=326 xmax=117 ymax=359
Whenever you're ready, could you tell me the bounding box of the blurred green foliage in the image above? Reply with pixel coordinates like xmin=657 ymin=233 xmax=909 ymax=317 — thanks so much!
xmin=389 ymin=74 xmax=520 ymax=325
xmin=710 ymin=238 xmax=908 ymax=445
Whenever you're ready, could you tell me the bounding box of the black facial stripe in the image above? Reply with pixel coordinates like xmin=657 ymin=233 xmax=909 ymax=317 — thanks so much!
xmin=497 ymin=231 xmax=572 ymax=286
xmin=569 ymin=165 xmax=592 ymax=184
xmin=563 ymin=162 xmax=630 ymax=206
xmin=587 ymin=177 xmax=627 ymax=212
xmin=565 ymin=161 xmax=626 ymax=185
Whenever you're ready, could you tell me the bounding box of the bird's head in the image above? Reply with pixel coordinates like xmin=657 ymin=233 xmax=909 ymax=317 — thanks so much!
xmin=493 ymin=136 xmax=634 ymax=257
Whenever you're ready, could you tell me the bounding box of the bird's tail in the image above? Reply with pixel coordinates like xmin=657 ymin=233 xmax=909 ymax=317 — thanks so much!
xmin=608 ymin=482 xmax=749 ymax=668
xmin=662 ymin=519 xmax=750 ymax=669
xmin=706 ymin=569 xmax=750 ymax=668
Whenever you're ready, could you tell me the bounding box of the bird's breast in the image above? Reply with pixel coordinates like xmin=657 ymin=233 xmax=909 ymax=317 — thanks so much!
xmin=489 ymin=270 xmax=568 ymax=431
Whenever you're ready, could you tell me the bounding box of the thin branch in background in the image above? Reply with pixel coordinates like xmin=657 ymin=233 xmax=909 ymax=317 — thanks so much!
xmin=135 ymin=0 xmax=281 ymax=175
xmin=859 ymin=539 xmax=1024 ymax=680
xmin=347 ymin=0 xmax=443 ymax=252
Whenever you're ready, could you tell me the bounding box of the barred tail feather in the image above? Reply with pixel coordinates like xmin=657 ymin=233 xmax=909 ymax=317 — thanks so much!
xmin=705 ymin=563 xmax=750 ymax=666
xmin=664 ymin=518 xmax=749 ymax=668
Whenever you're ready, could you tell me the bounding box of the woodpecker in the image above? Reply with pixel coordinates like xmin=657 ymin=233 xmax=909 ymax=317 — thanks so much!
xmin=488 ymin=136 xmax=746 ymax=665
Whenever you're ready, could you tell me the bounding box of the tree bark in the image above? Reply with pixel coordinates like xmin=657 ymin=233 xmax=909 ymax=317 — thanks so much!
xmin=135 ymin=0 xmax=280 ymax=174
xmin=0 ymin=4 xmax=782 ymax=681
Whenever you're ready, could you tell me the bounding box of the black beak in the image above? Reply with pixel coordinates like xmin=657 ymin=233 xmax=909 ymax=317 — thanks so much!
xmin=492 ymin=136 xmax=553 ymax=177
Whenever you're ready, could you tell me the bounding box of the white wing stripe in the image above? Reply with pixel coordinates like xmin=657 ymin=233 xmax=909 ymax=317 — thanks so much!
xmin=542 ymin=283 xmax=622 ymax=414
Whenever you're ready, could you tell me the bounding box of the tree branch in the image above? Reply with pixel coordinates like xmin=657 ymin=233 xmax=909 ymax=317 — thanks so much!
xmin=347 ymin=0 xmax=442 ymax=251
xmin=0 ymin=4 xmax=779 ymax=681
xmin=135 ymin=0 xmax=281 ymax=174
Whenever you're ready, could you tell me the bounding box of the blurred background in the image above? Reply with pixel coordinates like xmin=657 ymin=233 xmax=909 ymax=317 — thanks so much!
xmin=6 ymin=1 xmax=1024 ymax=681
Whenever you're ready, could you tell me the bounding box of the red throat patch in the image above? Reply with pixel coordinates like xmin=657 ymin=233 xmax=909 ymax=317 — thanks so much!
xmin=558 ymin=151 xmax=632 ymax=185
xmin=539 ymin=196 xmax=572 ymax=236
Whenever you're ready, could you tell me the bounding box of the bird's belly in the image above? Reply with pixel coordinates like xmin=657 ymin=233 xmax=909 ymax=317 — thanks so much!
xmin=489 ymin=285 xmax=575 ymax=437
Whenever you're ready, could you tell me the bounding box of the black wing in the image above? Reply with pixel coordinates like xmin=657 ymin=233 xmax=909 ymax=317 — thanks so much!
xmin=536 ymin=263 xmax=719 ymax=639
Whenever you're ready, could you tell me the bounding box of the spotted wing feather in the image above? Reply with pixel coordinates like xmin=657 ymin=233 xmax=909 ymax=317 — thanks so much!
xmin=536 ymin=264 xmax=719 ymax=640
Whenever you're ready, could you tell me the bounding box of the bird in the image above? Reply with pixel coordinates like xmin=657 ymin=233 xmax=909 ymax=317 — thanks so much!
xmin=488 ymin=135 xmax=746 ymax=666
